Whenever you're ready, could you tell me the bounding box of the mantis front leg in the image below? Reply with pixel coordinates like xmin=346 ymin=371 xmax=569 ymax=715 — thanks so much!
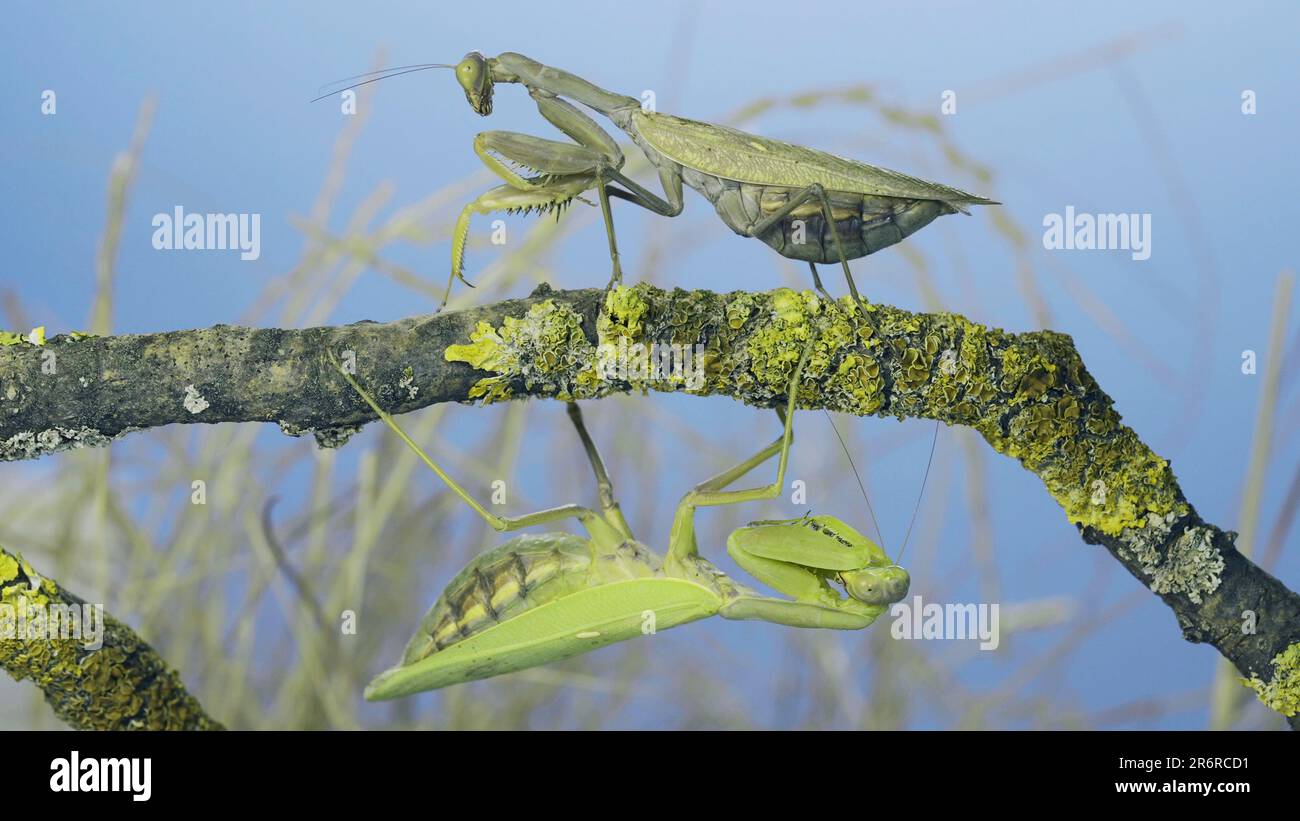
xmin=453 ymin=83 xmax=685 ymax=299
xmin=720 ymin=523 xmax=899 ymax=629
xmin=516 ymin=89 xmax=685 ymax=287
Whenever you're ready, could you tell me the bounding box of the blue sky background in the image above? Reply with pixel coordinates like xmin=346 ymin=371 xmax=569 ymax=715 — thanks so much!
xmin=2 ymin=1 xmax=1298 ymax=728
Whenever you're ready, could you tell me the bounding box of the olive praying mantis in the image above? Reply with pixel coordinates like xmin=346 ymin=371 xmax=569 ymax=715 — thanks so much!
xmin=317 ymin=51 xmax=998 ymax=308
xmin=329 ymin=343 xmax=909 ymax=699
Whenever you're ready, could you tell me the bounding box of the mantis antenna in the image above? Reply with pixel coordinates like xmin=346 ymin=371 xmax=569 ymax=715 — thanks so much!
xmin=822 ymin=409 xmax=887 ymax=551
xmin=310 ymin=63 xmax=454 ymax=103
xmin=896 ymin=420 xmax=940 ymax=563
xmin=821 ymin=411 xmax=940 ymax=563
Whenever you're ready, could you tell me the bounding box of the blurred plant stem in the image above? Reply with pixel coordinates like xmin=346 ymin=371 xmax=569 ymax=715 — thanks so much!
xmin=1209 ymin=269 xmax=1294 ymax=729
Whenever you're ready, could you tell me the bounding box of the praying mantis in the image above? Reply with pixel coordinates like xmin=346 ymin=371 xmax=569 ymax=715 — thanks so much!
xmin=320 ymin=52 xmax=999 ymax=308
xmin=330 ymin=344 xmax=909 ymax=699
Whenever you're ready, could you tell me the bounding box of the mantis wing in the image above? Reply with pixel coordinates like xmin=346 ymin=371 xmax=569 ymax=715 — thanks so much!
xmin=365 ymin=578 xmax=721 ymax=700
xmin=633 ymin=110 xmax=997 ymax=205
xmin=729 ymin=514 xmax=891 ymax=571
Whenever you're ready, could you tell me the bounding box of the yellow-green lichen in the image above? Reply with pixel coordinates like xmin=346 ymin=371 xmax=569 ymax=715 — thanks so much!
xmin=445 ymin=299 xmax=599 ymax=403
xmin=824 ymin=353 xmax=885 ymax=415
xmin=594 ymin=285 xmax=651 ymax=391
xmin=923 ymin=323 xmax=997 ymax=425
xmin=1059 ymin=431 xmax=1185 ymax=536
xmin=0 ymin=553 xmax=19 ymax=584
xmin=1242 ymin=643 xmax=1300 ymax=717
xmin=0 ymin=326 xmax=45 ymax=346
xmin=999 ymin=346 xmax=1058 ymax=404
xmin=742 ymin=289 xmax=819 ymax=398
xmin=599 ymin=284 xmax=650 ymax=342
xmin=1 ymin=546 xmax=222 ymax=730
xmin=980 ymin=351 xmax=1183 ymax=536
xmin=440 ymin=286 xmax=1186 ymax=542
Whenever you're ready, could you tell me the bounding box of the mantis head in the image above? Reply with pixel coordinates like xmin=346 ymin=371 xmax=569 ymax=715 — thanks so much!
xmin=455 ymin=51 xmax=494 ymax=115
xmin=726 ymin=514 xmax=911 ymax=610
xmin=841 ymin=564 xmax=910 ymax=607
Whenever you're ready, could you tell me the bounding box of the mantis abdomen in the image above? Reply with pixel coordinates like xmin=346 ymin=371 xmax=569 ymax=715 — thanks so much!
xmin=706 ymin=176 xmax=957 ymax=264
xmin=403 ymin=533 xmax=593 ymax=664
xmin=402 ymin=533 xmax=667 ymax=665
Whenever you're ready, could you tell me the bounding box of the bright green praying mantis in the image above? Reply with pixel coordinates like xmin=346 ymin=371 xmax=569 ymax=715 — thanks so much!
xmin=330 ymin=344 xmax=909 ymax=699
xmin=318 ymin=51 xmax=997 ymax=308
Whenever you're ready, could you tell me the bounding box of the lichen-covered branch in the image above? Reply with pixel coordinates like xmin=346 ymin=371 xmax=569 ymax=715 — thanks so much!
xmin=1 ymin=548 xmax=223 ymax=730
xmin=1 ymin=283 xmax=1297 ymax=724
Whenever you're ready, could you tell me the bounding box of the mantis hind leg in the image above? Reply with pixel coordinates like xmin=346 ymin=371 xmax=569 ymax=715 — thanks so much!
xmin=748 ymin=183 xmax=862 ymax=304
xmin=807 ymin=262 xmax=835 ymax=304
xmin=327 ymin=351 xmax=615 ymax=544
xmin=565 ymin=401 xmax=633 ymax=540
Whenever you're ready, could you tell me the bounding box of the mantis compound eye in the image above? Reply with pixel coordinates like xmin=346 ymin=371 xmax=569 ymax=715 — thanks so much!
xmin=842 ymin=566 xmax=910 ymax=606
xmin=455 ymin=51 xmax=493 ymax=115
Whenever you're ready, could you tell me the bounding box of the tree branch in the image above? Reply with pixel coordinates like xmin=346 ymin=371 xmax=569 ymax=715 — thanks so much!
xmin=1 ymin=282 xmax=1296 ymax=724
xmin=1 ymin=548 xmax=223 ymax=730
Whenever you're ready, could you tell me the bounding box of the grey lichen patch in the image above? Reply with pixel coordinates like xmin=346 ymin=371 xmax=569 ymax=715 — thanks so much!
xmin=183 ymin=384 xmax=210 ymax=414
xmin=1118 ymin=512 xmax=1224 ymax=604
xmin=1152 ymin=526 xmax=1224 ymax=603
xmin=279 ymin=418 xmax=362 ymax=449
xmin=311 ymin=424 xmax=361 ymax=449
xmin=399 ymin=366 xmax=419 ymax=400
xmin=1 ymin=426 xmax=125 ymax=462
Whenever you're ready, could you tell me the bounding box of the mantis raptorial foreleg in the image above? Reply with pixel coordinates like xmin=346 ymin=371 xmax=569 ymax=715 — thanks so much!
xmin=458 ymin=85 xmax=685 ymax=293
xmin=446 ymin=130 xmax=603 ymax=307
xmin=472 ymin=131 xmax=606 ymax=189
xmin=329 ymin=354 xmax=624 ymax=548
xmin=723 ymin=516 xmax=893 ymax=628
